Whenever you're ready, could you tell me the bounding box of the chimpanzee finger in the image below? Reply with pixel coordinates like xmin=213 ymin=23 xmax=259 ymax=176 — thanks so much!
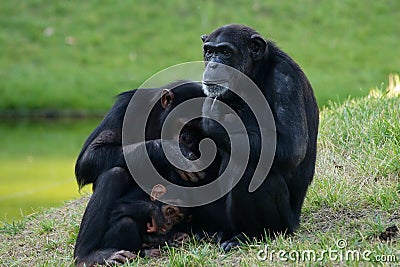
xmin=176 ymin=169 xmax=190 ymax=181
xmin=195 ymin=171 xmax=206 ymax=180
xmin=144 ymin=248 xmax=161 ymax=257
xmin=105 ymin=260 xmax=119 ymax=266
xmin=185 ymin=171 xmax=199 ymax=183
xmin=173 ymin=232 xmax=189 ymax=242
xmin=177 ymin=169 xmax=200 ymax=182
xmin=106 ymin=256 xmax=126 ymax=265
xmin=108 ymin=254 xmax=127 ymax=263
xmin=117 ymin=250 xmax=137 ymax=260
xmin=107 ymin=250 xmax=136 ymax=263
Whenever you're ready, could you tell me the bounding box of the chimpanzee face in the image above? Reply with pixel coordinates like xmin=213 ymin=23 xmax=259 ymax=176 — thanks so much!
xmin=201 ymin=25 xmax=267 ymax=98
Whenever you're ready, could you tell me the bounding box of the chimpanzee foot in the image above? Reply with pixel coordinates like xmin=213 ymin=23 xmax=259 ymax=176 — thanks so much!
xmin=220 ymin=239 xmax=240 ymax=252
xmin=143 ymin=248 xmax=161 ymax=257
xmin=220 ymin=233 xmax=248 ymax=252
xmin=105 ymin=250 xmax=137 ymax=266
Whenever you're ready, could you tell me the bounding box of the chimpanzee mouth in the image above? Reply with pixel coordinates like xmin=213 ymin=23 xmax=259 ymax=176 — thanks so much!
xmin=202 ymin=80 xmax=227 ymax=86
xmin=202 ymin=81 xmax=229 ymax=97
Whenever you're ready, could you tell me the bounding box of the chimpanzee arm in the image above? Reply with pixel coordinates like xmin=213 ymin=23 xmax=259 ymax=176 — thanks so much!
xmin=124 ymin=139 xmax=205 ymax=185
xmin=101 ymin=215 xmax=145 ymax=253
xmin=271 ymin=64 xmax=309 ymax=169
xmin=74 ymin=166 xmax=133 ymax=266
xmin=75 ymin=90 xmax=134 ymax=188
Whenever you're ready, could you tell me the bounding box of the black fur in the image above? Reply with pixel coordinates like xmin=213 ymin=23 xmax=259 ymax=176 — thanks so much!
xmin=200 ymin=24 xmax=319 ymax=250
xmin=74 ymin=81 xmax=206 ymax=265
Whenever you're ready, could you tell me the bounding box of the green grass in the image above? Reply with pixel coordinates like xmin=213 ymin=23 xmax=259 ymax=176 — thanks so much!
xmin=1 ymin=0 xmax=399 ymax=112
xmin=0 ymin=0 xmax=399 ymax=264
xmin=0 ymin=87 xmax=398 ymax=266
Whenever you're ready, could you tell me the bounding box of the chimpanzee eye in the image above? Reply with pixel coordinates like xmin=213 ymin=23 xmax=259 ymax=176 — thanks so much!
xmin=222 ymin=50 xmax=230 ymax=57
xmin=174 ymin=214 xmax=184 ymax=224
xmin=204 ymin=49 xmax=212 ymax=56
xmin=167 ymin=207 xmax=175 ymax=215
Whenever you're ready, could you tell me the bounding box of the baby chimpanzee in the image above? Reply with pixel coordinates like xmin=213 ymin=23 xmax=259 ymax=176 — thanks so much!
xmin=75 ymin=183 xmax=189 ymax=267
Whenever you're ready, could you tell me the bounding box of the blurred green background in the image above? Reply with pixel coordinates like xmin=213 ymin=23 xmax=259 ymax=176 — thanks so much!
xmin=0 ymin=0 xmax=399 ymax=222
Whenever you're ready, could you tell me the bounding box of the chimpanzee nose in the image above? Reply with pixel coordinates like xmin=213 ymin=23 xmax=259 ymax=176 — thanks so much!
xmin=186 ymin=152 xmax=196 ymax=160
xmin=208 ymin=62 xmax=218 ymax=69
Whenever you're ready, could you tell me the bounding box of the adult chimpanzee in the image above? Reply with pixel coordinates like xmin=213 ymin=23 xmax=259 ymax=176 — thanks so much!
xmin=74 ymin=81 xmax=208 ymax=265
xmin=75 ymin=81 xmax=206 ymax=191
xmin=198 ymin=24 xmax=319 ymax=250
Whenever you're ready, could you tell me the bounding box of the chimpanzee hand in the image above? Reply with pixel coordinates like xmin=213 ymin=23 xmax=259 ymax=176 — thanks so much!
xmin=167 ymin=232 xmax=190 ymax=247
xmin=105 ymin=250 xmax=137 ymax=266
xmin=175 ymin=144 xmax=206 ymax=183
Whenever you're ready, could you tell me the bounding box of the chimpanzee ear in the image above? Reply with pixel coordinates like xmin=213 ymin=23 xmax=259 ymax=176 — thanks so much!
xmin=250 ymin=34 xmax=267 ymax=60
xmin=201 ymin=34 xmax=208 ymax=42
xmin=150 ymin=184 xmax=167 ymax=201
xmin=161 ymin=89 xmax=174 ymax=109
